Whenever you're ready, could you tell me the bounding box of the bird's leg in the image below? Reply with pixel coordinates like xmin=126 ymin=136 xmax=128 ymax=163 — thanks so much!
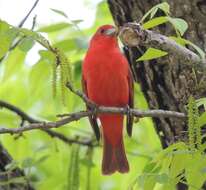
xmin=126 ymin=105 xmax=132 ymax=119
xmin=126 ymin=105 xmax=130 ymax=118
xmin=126 ymin=105 xmax=139 ymax=123
xmin=88 ymin=102 xmax=99 ymax=118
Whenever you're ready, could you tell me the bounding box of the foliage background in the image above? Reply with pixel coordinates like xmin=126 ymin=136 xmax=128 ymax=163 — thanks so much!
xmin=0 ymin=0 xmax=179 ymax=189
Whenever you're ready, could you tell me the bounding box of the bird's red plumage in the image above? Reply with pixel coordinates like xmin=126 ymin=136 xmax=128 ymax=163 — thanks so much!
xmin=82 ymin=25 xmax=133 ymax=175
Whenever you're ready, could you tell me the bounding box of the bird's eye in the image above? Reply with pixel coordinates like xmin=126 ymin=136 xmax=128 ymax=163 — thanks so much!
xmin=100 ymin=29 xmax=105 ymax=34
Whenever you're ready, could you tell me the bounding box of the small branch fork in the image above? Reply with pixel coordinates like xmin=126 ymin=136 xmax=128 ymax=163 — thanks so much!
xmin=18 ymin=0 xmax=39 ymax=28
xmin=0 ymin=100 xmax=96 ymax=147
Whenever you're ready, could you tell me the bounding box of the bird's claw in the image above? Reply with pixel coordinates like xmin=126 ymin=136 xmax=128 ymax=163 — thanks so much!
xmin=88 ymin=103 xmax=99 ymax=117
xmin=126 ymin=105 xmax=139 ymax=123
xmin=126 ymin=105 xmax=131 ymax=118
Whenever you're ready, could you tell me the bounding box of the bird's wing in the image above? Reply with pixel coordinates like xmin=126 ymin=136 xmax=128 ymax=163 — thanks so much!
xmin=82 ymin=76 xmax=100 ymax=141
xmin=126 ymin=67 xmax=134 ymax=137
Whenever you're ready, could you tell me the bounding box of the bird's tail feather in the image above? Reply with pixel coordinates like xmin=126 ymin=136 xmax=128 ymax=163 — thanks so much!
xmin=102 ymin=135 xmax=129 ymax=175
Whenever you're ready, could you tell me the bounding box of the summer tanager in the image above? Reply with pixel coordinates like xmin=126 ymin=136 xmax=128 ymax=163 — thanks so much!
xmin=82 ymin=25 xmax=134 ymax=175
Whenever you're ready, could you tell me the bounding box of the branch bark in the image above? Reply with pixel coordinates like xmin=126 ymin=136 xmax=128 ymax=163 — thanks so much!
xmin=119 ymin=23 xmax=206 ymax=67
xmin=0 ymin=105 xmax=186 ymax=135
xmin=0 ymin=100 xmax=96 ymax=146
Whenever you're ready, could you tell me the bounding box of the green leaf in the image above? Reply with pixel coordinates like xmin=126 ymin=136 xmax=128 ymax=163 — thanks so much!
xmin=170 ymin=37 xmax=205 ymax=60
xmin=198 ymin=112 xmax=206 ymax=127
xmin=143 ymin=16 xmax=168 ymax=29
xmin=140 ymin=2 xmax=170 ymax=23
xmin=35 ymin=155 xmax=49 ymax=165
xmin=188 ymin=41 xmax=205 ymax=60
xmin=38 ymin=22 xmax=72 ymax=33
xmin=22 ymin=157 xmax=34 ymax=168
xmin=2 ymin=47 xmax=26 ymax=81
xmin=0 ymin=35 xmax=10 ymax=59
xmin=168 ymin=17 xmax=188 ymax=36
xmin=14 ymin=27 xmax=51 ymax=49
xmin=143 ymin=162 xmax=161 ymax=173
xmin=185 ymin=153 xmax=206 ymax=190
xmin=94 ymin=1 xmax=113 ymax=26
xmin=0 ymin=21 xmax=17 ymax=59
xmin=29 ymin=59 xmax=51 ymax=96
xmin=8 ymin=177 xmax=26 ymax=184
xmin=172 ymin=37 xmax=205 ymax=60
xmin=5 ymin=161 xmax=18 ymax=171
xmin=137 ymin=48 xmax=168 ymax=61
xmin=18 ymin=37 xmax=35 ymax=52
xmin=155 ymin=173 xmax=169 ymax=184
xmin=159 ymin=3 xmax=170 ymax=15
xmin=34 ymin=144 xmax=49 ymax=152
xmin=50 ymin=8 xmax=68 ymax=18
xmin=150 ymin=8 xmax=158 ymax=19
xmin=169 ymin=36 xmax=187 ymax=46
xmin=39 ymin=49 xmax=55 ymax=62
xmin=71 ymin=20 xmax=83 ymax=24
xmin=169 ymin=153 xmax=189 ymax=178
xmin=137 ymin=174 xmax=156 ymax=190
xmin=80 ymin=158 xmax=95 ymax=167
xmin=153 ymin=142 xmax=187 ymax=163
xmin=196 ymin=98 xmax=206 ymax=108
xmin=0 ymin=19 xmax=10 ymax=31
xmin=53 ymin=39 xmax=77 ymax=52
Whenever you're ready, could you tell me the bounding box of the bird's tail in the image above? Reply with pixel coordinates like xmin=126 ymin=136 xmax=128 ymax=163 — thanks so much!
xmin=100 ymin=115 xmax=129 ymax=175
xmin=102 ymin=135 xmax=129 ymax=175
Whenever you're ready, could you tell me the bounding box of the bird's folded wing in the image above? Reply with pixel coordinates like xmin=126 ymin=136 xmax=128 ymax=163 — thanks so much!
xmin=126 ymin=67 xmax=134 ymax=137
xmin=82 ymin=76 xmax=100 ymax=141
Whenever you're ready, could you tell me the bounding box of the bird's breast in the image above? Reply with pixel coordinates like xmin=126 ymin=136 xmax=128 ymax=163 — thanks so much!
xmin=84 ymin=51 xmax=129 ymax=107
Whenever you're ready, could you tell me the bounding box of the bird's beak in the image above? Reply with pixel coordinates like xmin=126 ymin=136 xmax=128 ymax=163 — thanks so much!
xmin=104 ymin=27 xmax=118 ymax=36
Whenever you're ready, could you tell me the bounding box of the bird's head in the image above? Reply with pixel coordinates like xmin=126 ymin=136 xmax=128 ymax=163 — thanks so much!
xmin=90 ymin=25 xmax=119 ymax=48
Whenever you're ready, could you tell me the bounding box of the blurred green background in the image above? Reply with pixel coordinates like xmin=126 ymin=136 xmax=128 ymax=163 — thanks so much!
xmin=0 ymin=0 xmax=161 ymax=189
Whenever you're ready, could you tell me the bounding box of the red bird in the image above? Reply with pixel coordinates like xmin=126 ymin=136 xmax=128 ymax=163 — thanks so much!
xmin=82 ymin=25 xmax=134 ymax=175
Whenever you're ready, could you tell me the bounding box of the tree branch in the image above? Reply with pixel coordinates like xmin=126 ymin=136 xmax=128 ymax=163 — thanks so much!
xmin=9 ymin=15 xmax=38 ymax=52
xmin=66 ymin=82 xmax=96 ymax=107
xmin=42 ymin=129 xmax=97 ymax=147
xmin=119 ymin=22 xmax=206 ymax=67
xmin=0 ymin=104 xmax=186 ymax=135
xmin=0 ymin=100 xmax=96 ymax=146
xmin=0 ymin=100 xmax=39 ymax=123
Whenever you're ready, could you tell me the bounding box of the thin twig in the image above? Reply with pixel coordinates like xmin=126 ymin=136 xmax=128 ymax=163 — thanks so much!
xmin=66 ymin=82 xmax=96 ymax=107
xmin=7 ymin=15 xmax=38 ymax=55
xmin=18 ymin=0 xmax=40 ymax=27
xmin=42 ymin=129 xmax=97 ymax=147
xmin=0 ymin=100 xmax=39 ymax=123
